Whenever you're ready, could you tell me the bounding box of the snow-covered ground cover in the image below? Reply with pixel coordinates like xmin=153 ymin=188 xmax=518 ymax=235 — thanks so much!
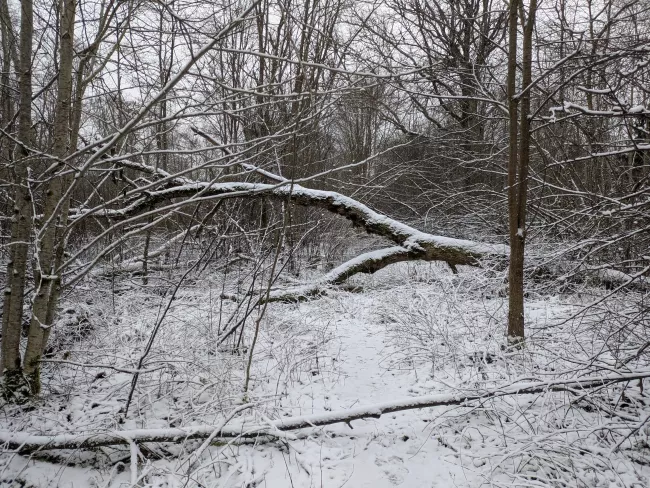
xmin=1 ymin=262 xmax=649 ymax=487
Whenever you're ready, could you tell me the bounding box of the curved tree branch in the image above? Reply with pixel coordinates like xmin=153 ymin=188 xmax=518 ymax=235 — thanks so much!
xmin=72 ymin=161 xmax=506 ymax=273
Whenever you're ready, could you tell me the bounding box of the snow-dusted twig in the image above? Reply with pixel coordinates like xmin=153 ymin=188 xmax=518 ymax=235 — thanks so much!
xmin=180 ymin=403 xmax=255 ymax=473
xmin=89 ymin=225 xmax=201 ymax=276
xmin=611 ymin=411 xmax=650 ymax=453
xmin=124 ymin=239 xmax=216 ymax=417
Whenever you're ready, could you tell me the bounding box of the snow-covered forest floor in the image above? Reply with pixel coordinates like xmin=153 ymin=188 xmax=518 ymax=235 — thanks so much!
xmin=2 ymin=260 xmax=649 ymax=487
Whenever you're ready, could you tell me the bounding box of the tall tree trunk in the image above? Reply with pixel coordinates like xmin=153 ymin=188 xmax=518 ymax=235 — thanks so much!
xmin=507 ymin=0 xmax=537 ymax=343
xmin=41 ymin=11 xmax=110 ymax=358
xmin=1 ymin=0 xmax=34 ymax=396
xmin=506 ymin=0 xmax=521 ymax=341
xmin=23 ymin=0 xmax=76 ymax=393
xmin=142 ymin=10 xmax=173 ymax=285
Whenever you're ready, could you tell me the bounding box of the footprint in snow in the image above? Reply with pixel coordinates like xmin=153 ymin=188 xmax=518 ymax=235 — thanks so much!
xmin=374 ymin=455 xmax=404 ymax=466
xmin=383 ymin=466 xmax=409 ymax=485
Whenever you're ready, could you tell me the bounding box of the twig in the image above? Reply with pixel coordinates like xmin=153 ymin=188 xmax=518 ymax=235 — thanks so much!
xmin=40 ymin=359 xmax=164 ymax=374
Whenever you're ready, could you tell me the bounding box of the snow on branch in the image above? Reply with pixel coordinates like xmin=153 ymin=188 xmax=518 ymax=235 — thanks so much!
xmin=73 ymin=161 xmax=506 ymax=271
xmin=2 ymin=371 xmax=649 ymax=453
xmin=256 ymin=246 xmax=440 ymax=303
xmin=549 ymin=101 xmax=650 ymax=119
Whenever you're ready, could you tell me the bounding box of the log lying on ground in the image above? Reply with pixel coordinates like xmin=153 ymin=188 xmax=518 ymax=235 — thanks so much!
xmin=2 ymin=371 xmax=648 ymax=453
xmin=585 ymin=266 xmax=650 ymax=292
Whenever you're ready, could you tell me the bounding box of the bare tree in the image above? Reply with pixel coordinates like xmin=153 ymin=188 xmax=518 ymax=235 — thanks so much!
xmin=2 ymin=0 xmax=34 ymax=396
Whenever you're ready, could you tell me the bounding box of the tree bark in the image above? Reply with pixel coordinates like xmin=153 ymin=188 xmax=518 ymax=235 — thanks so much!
xmin=41 ymin=0 xmax=123 ymax=366
xmin=22 ymin=0 xmax=76 ymax=393
xmin=1 ymin=0 xmax=34 ymax=397
xmin=506 ymin=0 xmax=537 ymax=344
xmin=506 ymin=0 xmax=522 ymax=343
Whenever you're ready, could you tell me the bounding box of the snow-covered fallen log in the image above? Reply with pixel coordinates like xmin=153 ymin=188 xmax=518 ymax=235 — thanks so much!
xmin=586 ymin=266 xmax=650 ymax=291
xmin=3 ymin=371 xmax=648 ymax=453
xmin=71 ymin=160 xmax=506 ymax=281
xmin=78 ymin=182 xmax=501 ymax=264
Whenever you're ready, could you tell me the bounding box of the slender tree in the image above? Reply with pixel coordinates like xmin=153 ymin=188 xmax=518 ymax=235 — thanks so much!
xmin=1 ymin=0 xmax=34 ymax=396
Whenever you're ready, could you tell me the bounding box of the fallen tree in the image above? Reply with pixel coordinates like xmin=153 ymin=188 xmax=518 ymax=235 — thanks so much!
xmin=2 ymin=371 xmax=648 ymax=453
xmin=69 ymin=159 xmax=506 ymax=290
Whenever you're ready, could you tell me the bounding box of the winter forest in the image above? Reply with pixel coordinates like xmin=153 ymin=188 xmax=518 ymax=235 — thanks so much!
xmin=0 ymin=0 xmax=649 ymax=485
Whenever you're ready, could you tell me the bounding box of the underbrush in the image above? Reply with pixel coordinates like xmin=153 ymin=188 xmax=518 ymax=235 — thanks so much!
xmin=0 ymin=259 xmax=648 ymax=487
xmin=373 ymin=262 xmax=650 ymax=487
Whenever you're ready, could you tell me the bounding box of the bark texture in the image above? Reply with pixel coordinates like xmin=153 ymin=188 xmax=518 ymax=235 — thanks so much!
xmin=1 ymin=0 xmax=34 ymax=396
xmin=506 ymin=0 xmax=537 ymax=343
xmin=23 ymin=0 xmax=76 ymax=392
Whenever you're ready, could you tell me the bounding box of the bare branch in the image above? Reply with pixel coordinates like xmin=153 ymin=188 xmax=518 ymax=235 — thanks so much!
xmin=3 ymin=371 xmax=649 ymax=453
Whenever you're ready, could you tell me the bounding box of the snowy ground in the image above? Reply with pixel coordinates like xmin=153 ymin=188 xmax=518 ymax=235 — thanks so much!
xmin=1 ymin=262 xmax=649 ymax=487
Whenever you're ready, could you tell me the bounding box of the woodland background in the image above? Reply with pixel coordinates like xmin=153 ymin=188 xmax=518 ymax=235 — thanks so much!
xmin=0 ymin=0 xmax=649 ymax=486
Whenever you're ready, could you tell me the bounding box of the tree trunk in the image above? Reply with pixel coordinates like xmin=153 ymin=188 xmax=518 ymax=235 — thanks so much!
xmin=0 ymin=0 xmax=17 ymax=210
xmin=1 ymin=0 xmax=34 ymax=397
xmin=506 ymin=0 xmax=522 ymax=342
xmin=22 ymin=0 xmax=76 ymax=393
xmin=506 ymin=0 xmax=537 ymax=344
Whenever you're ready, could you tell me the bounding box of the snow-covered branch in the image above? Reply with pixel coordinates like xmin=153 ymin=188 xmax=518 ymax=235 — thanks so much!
xmin=257 ymin=246 xmax=442 ymax=303
xmin=3 ymin=371 xmax=649 ymax=453
xmin=72 ymin=163 xmax=505 ymax=273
